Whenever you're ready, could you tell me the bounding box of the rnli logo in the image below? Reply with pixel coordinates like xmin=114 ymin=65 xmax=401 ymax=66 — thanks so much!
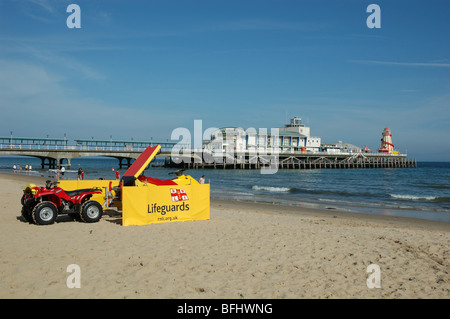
xmin=170 ymin=189 xmax=188 ymax=202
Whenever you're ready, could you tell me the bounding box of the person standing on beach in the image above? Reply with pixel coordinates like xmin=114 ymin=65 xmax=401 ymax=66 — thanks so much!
xmin=61 ymin=166 xmax=65 ymax=180
xmin=115 ymin=169 xmax=120 ymax=180
xmin=13 ymin=164 xmax=16 ymax=174
xmin=199 ymin=175 xmax=205 ymax=184
xmin=55 ymin=167 xmax=60 ymax=181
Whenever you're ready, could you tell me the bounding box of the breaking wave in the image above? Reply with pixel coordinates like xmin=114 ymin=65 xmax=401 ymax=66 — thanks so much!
xmin=252 ymin=185 xmax=291 ymax=192
xmin=389 ymin=194 xmax=437 ymax=201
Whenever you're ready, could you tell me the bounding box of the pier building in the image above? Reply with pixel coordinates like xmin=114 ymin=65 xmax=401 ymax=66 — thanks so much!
xmin=321 ymin=141 xmax=362 ymax=154
xmin=279 ymin=117 xmax=321 ymax=152
xmin=203 ymin=117 xmax=322 ymax=154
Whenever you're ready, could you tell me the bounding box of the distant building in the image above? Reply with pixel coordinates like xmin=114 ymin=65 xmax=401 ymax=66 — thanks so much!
xmin=204 ymin=117 xmax=321 ymax=154
xmin=278 ymin=117 xmax=321 ymax=152
xmin=321 ymin=141 xmax=362 ymax=154
xmin=207 ymin=127 xmax=247 ymax=154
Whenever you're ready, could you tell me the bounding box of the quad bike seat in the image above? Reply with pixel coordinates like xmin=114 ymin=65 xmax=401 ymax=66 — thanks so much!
xmin=64 ymin=188 xmax=99 ymax=197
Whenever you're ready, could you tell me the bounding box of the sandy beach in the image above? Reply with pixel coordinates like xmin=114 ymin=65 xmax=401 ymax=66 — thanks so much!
xmin=0 ymin=173 xmax=448 ymax=299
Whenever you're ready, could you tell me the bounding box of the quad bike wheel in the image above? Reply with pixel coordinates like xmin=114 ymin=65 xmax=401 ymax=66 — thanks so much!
xmin=79 ymin=200 xmax=103 ymax=223
xmin=32 ymin=201 xmax=58 ymax=225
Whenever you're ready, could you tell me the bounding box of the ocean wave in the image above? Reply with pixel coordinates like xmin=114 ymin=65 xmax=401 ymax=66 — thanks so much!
xmin=251 ymin=185 xmax=380 ymax=198
xmin=429 ymin=185 xmax=450 ymax=190
xmin=252 ymin=185 xmax=291 ymax=192
xmin=48 ymin=169 xmax=79 ymax=173
xmin=389 ymin=194 xmax=437 ymax=201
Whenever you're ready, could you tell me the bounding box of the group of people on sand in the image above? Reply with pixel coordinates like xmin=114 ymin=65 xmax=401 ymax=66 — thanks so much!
xmin=13 ymin=164 xmax=32 ymax=174
xmin=53 ymin=166 xmax=86 ymax=181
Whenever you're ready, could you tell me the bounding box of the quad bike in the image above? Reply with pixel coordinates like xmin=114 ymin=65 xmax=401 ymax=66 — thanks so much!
xmin=21 ymin=180 xmax=103 ymax=225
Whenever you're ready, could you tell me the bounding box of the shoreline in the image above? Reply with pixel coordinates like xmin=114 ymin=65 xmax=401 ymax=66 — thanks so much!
xmin=0 ymin=173 xmax=448 ymax=298
xmin=2 ymin=170 xmax=448 ymax=228
xmin=211 ymin=198 xmax=450 ymax=232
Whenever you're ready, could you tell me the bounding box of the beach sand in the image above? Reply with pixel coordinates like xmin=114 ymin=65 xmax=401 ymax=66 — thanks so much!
xmin=0 ymin=173 xmax=448 ymax=299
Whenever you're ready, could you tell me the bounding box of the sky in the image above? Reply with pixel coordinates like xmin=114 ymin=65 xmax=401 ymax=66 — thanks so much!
xmin=0 ymin=0 xmax=449 ymax=161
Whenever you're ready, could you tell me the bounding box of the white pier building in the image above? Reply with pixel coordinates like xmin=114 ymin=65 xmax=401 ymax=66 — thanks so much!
xmin=204 ymin=117 xmax=321 ymax=154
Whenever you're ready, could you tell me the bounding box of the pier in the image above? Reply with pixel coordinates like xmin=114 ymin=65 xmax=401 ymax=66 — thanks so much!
xmin=169 ymin=152 xmax=417 ymax=170
xmin=1 ymin=136 xmax=417 ymax=171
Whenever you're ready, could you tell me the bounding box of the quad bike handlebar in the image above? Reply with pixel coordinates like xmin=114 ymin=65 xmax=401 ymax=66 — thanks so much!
xmin=45 ymin=180 xmax=58 ymax=189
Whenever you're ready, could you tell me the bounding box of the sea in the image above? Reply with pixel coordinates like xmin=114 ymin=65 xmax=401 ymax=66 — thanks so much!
xmin=1 ymin=156 xmax=449 ymax=223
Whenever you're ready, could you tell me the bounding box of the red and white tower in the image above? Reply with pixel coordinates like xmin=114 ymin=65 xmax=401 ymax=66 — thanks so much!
xmin=378 ymin=127 xmax=394 ymax=153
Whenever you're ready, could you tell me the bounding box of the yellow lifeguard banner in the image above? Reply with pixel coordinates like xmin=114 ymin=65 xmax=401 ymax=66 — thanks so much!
xmin=119 ymin=144 xmax=210 ymax=226
xmin=122 ymin=183 xmax=210 ymax=226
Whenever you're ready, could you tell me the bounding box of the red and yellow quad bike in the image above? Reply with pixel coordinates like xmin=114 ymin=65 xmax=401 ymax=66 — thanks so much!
xmin=21 ymin=180 xmax=103 ymax=225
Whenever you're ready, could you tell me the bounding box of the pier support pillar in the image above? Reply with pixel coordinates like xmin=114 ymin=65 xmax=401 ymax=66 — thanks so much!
xmin=58 ymin=158 xmax=71 ymax=169
xmin=117 ymin=157 xmax=133 ymax=169
xmin=41 ymin=157 xmax=57 ymax=169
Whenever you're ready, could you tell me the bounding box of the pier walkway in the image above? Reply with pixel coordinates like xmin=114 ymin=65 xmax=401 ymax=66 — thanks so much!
xmin=0 ymin=137 xmax=175 ymax=168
